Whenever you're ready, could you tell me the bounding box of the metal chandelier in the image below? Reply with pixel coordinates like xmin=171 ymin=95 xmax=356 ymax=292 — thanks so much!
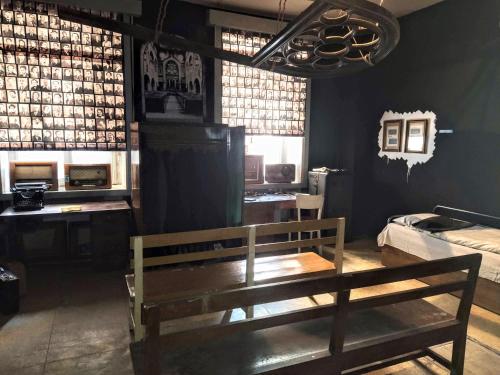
xmin=59 ymin=0 xmax=400 ymax=79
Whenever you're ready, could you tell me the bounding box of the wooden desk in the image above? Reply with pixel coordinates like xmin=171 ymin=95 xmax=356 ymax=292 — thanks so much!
xmin=1 ymin=200 xmax=131 ymax=268
xmin=243 ymin=193 xmax=296 ymax=225
xmin=0 ymin=200 xmax=130 ymax=218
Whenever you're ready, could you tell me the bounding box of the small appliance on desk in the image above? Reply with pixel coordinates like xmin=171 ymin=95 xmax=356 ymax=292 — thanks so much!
xmin=265 ymin=164 xmax=296 ymax=183
xmin=10 ymin=182 xmax=50 ymax=211
xmin=64 ymin=164 xmax=112 ymax=190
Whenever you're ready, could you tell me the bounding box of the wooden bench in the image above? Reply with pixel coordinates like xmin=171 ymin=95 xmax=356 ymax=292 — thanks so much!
xmin=140 ymin=253 xmax=481 ymax=375
xmin=128 ymin=218 xmax=345 ymax=341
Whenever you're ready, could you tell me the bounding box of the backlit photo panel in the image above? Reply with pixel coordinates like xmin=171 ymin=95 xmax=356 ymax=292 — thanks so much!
xmin=0 ymin=1 xmax=125 ymax=150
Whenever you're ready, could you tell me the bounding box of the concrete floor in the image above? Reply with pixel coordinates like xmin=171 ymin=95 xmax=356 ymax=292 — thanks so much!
xmin=0 ymin=239 xmax=499 ymax=375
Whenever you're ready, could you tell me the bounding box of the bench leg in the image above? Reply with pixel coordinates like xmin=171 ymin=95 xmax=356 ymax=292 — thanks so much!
xmin=144 ymin=306 xmax=161 ymax=375
xmin=134 ymin=301 xmax=145 ymax=342
xmin=450 ymin=334 xmax=467 ymax=375
xmin=245 ymin=306 xmax=254 ymax=319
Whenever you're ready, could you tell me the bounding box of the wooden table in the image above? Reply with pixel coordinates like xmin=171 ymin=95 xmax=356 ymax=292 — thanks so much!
xmin=243 ymin=193 xmax=296 ymax=225
xmin=1 ymin=200 xmax=131 ymax=267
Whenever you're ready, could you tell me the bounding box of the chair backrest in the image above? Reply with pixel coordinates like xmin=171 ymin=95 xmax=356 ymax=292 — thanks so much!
xmin=296 ymin=193 xmax=324 ymax=220
xmin=143 ymin=253 xmax=482 ymax=357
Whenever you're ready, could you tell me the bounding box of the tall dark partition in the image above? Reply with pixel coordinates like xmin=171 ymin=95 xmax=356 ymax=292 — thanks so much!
xmin=131 ymin=122 xmax=244 ymax=235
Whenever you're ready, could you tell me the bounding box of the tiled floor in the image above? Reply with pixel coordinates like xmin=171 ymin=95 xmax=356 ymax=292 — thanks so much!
xmin=0 ymin=240 xmax=499 ymax=375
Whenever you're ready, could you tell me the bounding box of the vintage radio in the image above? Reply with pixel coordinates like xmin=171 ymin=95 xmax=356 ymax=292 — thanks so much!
xmin=10 ymin=161 xmax=58 ymax=191
xmin=244 ymin=155 xmax=264 ymax=184
xmin=265 ymin=164 xmax=296 ymax=183
xmin=64 ymin=164 xmax=112 ymax=190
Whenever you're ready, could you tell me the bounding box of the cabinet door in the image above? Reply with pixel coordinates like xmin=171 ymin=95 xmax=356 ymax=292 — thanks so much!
xmin=91 ymin=211 xmax=130 ymax=269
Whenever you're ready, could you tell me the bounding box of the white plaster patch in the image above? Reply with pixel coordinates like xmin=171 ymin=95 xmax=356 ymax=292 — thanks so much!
xmin=378 ymin=110 xmax=437 ymax=179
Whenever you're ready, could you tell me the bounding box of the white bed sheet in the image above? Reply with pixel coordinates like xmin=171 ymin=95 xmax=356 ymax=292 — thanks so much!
xmin=378 ymin=223 xmax=500 ymax=283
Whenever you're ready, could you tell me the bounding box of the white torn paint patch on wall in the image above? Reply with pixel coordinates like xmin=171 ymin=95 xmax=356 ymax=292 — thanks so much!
xmin=378 ymin=110 xmax=437 ymax=180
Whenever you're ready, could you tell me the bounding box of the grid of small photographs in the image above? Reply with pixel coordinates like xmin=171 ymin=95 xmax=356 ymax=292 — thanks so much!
xmin=221 ymin=28 xmax=307 ymax=136
xmin=0 ymin=0 xmax=125 ymax=151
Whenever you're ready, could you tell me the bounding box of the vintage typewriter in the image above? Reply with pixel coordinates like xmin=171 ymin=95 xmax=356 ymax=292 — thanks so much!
xmin=10 ymin=182 xmax=50 ymax=211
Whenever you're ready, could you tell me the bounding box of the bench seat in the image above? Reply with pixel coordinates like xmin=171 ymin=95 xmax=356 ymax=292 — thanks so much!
xmin=126 ymin=252 xmax=335 ymax=303
xmin=132 ymin=299 xmax=454 ymax=374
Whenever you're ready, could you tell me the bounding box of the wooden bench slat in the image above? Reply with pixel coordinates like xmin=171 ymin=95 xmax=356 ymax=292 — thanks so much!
xmin=254 ymin=218 xmax=339 ymax=237
xmin=130 ymin=226 xmax=249 ymax=249
xmin=133 ymin=245 xmax=249 ymax=268
xmin=128 ymin=252 xmax=335 ymax=302
xmin=152 ymin=273 xmax=340 ymax=321
xmin=157 ymin=303 xmax=337 ymax=349
xmin=349 ymin=280 xmax=469 ymax=311
xmin=255 ymin=236 xmax=336 ymax=254
xmin=344 ymin=253 xmax=482 ymax=289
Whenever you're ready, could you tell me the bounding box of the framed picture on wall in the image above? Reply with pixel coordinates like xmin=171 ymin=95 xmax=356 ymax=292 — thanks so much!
xmin=382 ymin=120 xmax=403 ymax=152
xmin=405 ymin=119 xmax=429 ymax=153
xmin=140 ymin=42 xmax=206 ymax=122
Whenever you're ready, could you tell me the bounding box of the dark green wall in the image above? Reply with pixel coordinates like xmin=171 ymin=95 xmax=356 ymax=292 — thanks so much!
xmin=309 ymin=0 xmax=500 ymax=236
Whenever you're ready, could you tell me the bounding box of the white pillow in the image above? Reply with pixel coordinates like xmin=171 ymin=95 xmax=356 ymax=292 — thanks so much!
xmin=393 ymin=213 xmax=439 ymax=226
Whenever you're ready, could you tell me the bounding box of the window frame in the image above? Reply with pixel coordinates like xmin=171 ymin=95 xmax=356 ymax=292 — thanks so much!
xmin=0 ymin=13 xmax=134 ymax=200
xmin=211 ymin=12 xmax=310 ymax=190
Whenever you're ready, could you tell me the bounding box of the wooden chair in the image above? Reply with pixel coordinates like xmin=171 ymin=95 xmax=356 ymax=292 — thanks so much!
xmin=128 ymin=218 xmax=345 ymax=341
xmin=288 ymin=193 xmax=325 ymax=254
xmin=141 ymin=253 xmax=482 ymax=375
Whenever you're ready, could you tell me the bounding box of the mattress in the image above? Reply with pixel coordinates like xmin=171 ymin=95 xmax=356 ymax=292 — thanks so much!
xmin=378 ymin=222 xmax=500 ymax=283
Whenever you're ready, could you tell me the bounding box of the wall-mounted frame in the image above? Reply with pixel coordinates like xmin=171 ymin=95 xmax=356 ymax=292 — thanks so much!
xmin=140 ymin=42 xmax=206 ymax=122
xmin=405 ymin=119 xmax=429 ymax=153
xmin=9 ymin=161 xmax=58 ymax=190
xmin=382 ymin=119 xmax=403 ymax=152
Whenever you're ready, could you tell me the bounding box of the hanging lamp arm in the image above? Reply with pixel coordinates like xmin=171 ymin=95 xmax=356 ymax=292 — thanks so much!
xmin=58 ymin=6 xmax=254 ymax=67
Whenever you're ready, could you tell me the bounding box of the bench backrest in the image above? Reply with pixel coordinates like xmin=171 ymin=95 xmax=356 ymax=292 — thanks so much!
xmin=142 ymin=253 xmax=481 ymax=374
xmin=131 ymin=217 xmax=344 ymax=268
xmin=130 ymin=218 xmax=345 ymax=343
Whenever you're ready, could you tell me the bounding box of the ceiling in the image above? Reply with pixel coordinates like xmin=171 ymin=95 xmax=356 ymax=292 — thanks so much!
xmin=181 ymin=0 xmax=445 ymax=18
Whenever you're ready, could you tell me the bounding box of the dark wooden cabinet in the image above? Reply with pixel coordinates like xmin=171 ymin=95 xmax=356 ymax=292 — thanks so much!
xmin=1 ymin=201 xmax=131 ymax=269
xmin=131 ymin=122 xmax=244 ymax=235
xmin=91 ymin=211 xmax=130 ymax=269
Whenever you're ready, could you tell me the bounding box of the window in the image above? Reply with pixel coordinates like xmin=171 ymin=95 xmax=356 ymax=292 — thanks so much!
xmin=0 ymin=1 xmax=126 ymax=151
xmin=219 ymin=28 xmax=309 ymax=186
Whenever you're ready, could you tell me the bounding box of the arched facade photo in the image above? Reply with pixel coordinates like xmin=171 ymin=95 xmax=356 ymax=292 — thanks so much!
xmin=140 ymin=42 xmax=205 ymax=121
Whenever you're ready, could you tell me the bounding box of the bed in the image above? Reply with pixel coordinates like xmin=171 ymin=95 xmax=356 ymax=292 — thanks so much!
xmin=378 ymin=205 xmax=500 ymax=314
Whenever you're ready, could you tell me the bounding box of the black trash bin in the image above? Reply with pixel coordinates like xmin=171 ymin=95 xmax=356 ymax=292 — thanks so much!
xmin=0 ymin=267 xmax=19 ymax=315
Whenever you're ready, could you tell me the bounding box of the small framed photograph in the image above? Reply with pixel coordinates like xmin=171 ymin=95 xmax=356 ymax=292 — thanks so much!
xmin=382 ymin=120 xmax=403 ymax=152
xmin=405 ymin=119 xmax=429 ymax=153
